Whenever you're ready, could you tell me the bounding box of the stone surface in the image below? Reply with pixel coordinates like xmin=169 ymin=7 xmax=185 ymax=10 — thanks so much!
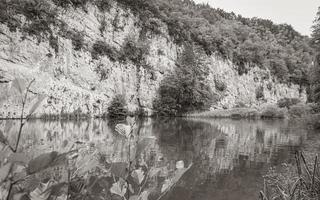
xmin=0 ymin=3 xmax=306 ymax=118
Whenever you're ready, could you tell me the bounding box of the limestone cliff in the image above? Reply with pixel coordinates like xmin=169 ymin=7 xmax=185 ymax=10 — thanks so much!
xmin=0 ymin=2 xmax=306 ymax=118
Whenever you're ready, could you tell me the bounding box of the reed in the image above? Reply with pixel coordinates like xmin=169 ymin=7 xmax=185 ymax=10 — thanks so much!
xmin=260 ymin=151 xmax=320 ymax=200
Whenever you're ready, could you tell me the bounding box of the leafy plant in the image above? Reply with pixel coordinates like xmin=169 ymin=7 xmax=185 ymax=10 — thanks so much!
xmin=91 ymin=40 xmax=122 ymax=61
xmin=214 ymin=78 xmax=227 ymax=92
xmin=260 ymin=151 xmax=320 ymax=200
xmin=107 ymin=95 xmax=128 ymax=118
xmin=121 ymin=37 xmax=150 ymax=65
xmin=0 ymin=78 xmax=47 ymax=199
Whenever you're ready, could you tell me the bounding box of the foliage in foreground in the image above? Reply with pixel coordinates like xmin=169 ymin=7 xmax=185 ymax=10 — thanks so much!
xmin=0 ymin=116 xmax=192 ymax=200
xmin=261 ymin=151 xmax=320 ymax=200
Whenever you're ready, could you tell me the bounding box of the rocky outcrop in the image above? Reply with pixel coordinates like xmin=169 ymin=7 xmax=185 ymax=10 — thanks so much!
xmin=0 ymin=3 xmax=306 ymax=118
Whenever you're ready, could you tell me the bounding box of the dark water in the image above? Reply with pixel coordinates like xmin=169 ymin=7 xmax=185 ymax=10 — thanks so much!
xmin=0 ymin=118 xmax=318 ymax=200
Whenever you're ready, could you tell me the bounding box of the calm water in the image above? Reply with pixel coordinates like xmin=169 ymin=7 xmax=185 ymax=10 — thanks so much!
xmin=0 ymin=118 xmax=319 ymax=200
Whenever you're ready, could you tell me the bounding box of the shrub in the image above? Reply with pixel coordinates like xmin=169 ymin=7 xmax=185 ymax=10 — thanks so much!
xmin=107 ymin=95 xmax=128 ymax=118
xmin=260 ymin=105 xmax=286 ymax=118
xmin=91 ymin=40 xmax=121 ymax=60
xmin=234 ymin=101 xmax=246 ymax=108
xmin=121 ymin=37 xmax=149 ymax=65
xmin=52 ymin=0 xmax=90 ymax=11
xmin=277 ymin=97 xmax=301 ymax=108
xmin=256 ymin=86 xmax=264 ymax=100
xmin=70 ymin=31 xmax=85 ymax=51
xmin=214 ymin=79 xmax=227 ymax=92
xmin=95 ymin=0 xmax=113 ymax=12
xmin=94 ymin=64 xmax=110 ymax=81
xmin=288 ymin=104 xmax=309 ymax=118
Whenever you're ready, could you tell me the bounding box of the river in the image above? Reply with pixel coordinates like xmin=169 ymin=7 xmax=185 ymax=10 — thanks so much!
xmin=0 ymin=118 xmax=319 ymax=200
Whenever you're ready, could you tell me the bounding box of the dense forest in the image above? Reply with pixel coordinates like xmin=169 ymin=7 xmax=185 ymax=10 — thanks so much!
xmin=114 ymin=0 xmax=315 ymax=86
xmin=0 ymin=0 xmax=315 ymax=87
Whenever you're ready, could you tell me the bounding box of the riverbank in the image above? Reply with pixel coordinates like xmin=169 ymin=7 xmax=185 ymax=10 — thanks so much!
xmin=186 ymin=103 xmax=320 ymax=122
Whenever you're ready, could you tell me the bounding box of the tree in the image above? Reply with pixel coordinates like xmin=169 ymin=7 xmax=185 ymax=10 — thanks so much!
xmin=311 ymin=7 xmax=320 ymax=105
xmin=311 ymin=55 xmax=320 ymax=104
xmin=311 ymin=7 xmax=320 ymax=50
xmin=153 ymin=44 xmax=215 ymax=116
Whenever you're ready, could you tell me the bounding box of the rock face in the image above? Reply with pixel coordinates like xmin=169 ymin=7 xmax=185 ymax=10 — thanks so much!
xmin=0 ymin=3 xmax=306 ymax=118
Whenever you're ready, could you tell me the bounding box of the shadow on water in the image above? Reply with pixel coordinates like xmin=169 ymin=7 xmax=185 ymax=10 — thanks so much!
xmin=0 ymin=118 xmax=317 ymax=200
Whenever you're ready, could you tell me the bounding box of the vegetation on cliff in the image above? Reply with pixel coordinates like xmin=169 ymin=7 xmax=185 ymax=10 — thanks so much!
xmin=113 ymin=0 xmax=314 ymax=86
xmin=153 ymin=45 xmax=215 ymax=116
xmin=0 ymin=0 xmax=315 ymax=87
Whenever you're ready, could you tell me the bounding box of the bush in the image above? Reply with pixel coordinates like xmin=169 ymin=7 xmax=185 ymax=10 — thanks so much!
xmin=91 ymin=40 xmax=121 ymax=60
xmin=277 ymin=97 xmax=301 ymax=108
xmin=121 ymin=37 xmax=149 ymax=65
xmin=288 ymin=104 xmax=309 ymax=118
xmin=214 ymin=79 xmax=227 ymax=92
xmin=95 ymin=0 xmax=113 ymax=12
xmin=256 ymin=85 xmax=264 ymax=100
xmin=234 ymin=101 xmax=246 ymax=108
xmin=107 ymin=95 xmax=128 ymax=118
xmin=260 ymin=105 xmax=286 ymax=118
xmin=52 ymin=0 xmax=90 ymax=11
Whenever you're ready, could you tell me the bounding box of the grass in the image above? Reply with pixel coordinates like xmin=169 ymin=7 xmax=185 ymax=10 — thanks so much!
xmin=186 ymin=108 xmax=260 ymax=119
xmin=261 ymin=151 xmax=320 ymax=200
xmin=186 ymin=104 xmax=290 ymax=119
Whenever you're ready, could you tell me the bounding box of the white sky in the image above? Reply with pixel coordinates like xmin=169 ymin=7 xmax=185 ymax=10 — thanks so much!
xmin=193 ymin=0 xmax=319 ymax=36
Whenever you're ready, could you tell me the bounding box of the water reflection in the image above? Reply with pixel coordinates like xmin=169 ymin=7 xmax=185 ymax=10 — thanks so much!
xmin=0 ymin=118 xmax=310 ymax=200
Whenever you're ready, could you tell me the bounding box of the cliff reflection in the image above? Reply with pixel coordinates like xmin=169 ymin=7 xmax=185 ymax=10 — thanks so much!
xmin=0 ymin=118 xmax=307 ymax=200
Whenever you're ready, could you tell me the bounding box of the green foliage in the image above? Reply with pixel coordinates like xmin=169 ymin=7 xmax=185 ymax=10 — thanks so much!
xmin=107 ymin=95 xmax=128 ymax=118
xmin=214 ymin=79 xmax=227 ymax=92
xmin=95 ymin=0 xmax=113 ymax=12
xmin=311 ymin=7 xmax=320 ymax=50
xmin=113 ymin=0 xmax=314 ymax=84
xmin=277 ymin=97 xmax=301 ymax=108
xmin=91 ymin=40 xmax=121 ymax=60
xmin=121 ymin=37 xmax=149 ymax=65
xmin=153 ymin=45 xmax=214 ymax=116
xmin=310 ymin=55 xmax=320 ymax=106
xmin=52 ymin=0 xmax=90 ymax=11
xmin=288 ymin=104 xmax=309 ymax=118
xmin=0 ymin=0 xmax=89 ymax=53
xmin=255 ymin=85 xmax=264 ymax=100
xmin=260 ymin=105 xmax=286 ymax=118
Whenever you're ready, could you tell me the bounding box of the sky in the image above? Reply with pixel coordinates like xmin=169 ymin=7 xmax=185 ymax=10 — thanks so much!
xmin=193 ymin=0 xmax=319 ymax=36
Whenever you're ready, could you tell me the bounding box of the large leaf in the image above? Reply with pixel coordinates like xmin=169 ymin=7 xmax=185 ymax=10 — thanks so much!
xmin=176 ymin=160 xmax=184 ymax=169
xmin=110 ymin=162 xmax=128 ymax=179
xmin=29 ymin=181 xmax=52 ymax=200
xmin=126 ymin=116 xmax=135 ymax=126
xmin=27 ymin=152 xmax=58 ymax=174
xmin=0 ymin=163 xmax=12 ymax=183
xmin=11 ymin=78 xmax=26 ymax=94
xmin=160 ymin=163 xmax=193 ymax=194
xmin=4 ymin=120 xmax=14 ymax=134
xmin=129 ymin=191 xmax=149 ymax=200
xmin=110 ymin=178 xmax=127 ymax=197
xmin=8 ymin=153 xmax=29 ymax=165
xmin=131 ymin=169 xmax=145 ymax=185
xmin=28 ymin=95 xmax=46 ymax=116
xmin=136 ymin=138 xmax=156 ymax=156
xmin=148 ymin=167 xmax=161 ymax=178
xmin=74 ymin=152 xmax=100 ymax=176
xmin=0 ymin=130 xmax=8 ymax=145
xmin=115 ymin=124 xmax=131 ymax=138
